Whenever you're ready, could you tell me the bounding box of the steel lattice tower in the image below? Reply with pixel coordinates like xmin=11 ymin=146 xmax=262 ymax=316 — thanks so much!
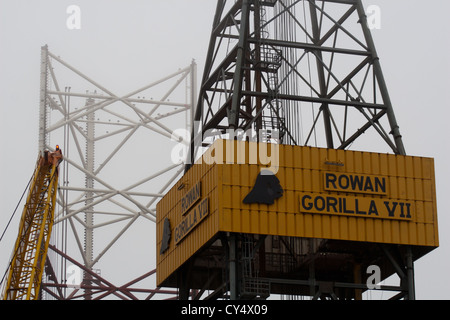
xmin=38 ymin=45 xmax=196 ymax=299
xmin=188 ymin=0 xmax=405 ymax=170
xmin=182 ymin=0 xmax=419 ymax=300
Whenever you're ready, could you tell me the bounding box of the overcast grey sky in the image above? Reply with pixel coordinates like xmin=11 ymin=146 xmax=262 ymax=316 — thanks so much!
xmin=0 ymin=0 xmax=449 ymax=299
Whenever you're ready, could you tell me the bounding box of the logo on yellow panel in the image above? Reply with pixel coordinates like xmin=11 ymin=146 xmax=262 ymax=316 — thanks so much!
xmin=160 ymin=218 xmax=171 ymax=254
xmin=243 ymin=170 xmax=283 ymax=205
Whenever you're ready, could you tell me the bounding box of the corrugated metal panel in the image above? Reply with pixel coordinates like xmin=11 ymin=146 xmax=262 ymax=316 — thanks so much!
xmin=156 ymin=140 xmax=439 ymax=286
xmin=156 ymin=160 xmax=220 ymax=286
xmin=217 ymin=142 xmax=438 ymax=248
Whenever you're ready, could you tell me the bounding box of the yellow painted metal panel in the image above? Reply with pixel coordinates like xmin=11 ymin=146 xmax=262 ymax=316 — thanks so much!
xmin=214 ymin=141 xmax=438 ymax=247
xmin=156 ymin=160 xmax=221 ymax=286
xmin=156 ymin=140 xmax=439 ymax=286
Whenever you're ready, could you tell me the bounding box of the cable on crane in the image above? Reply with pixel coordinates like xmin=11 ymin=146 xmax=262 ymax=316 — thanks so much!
xmin=0 ymin=174 xmax=33 ymax=244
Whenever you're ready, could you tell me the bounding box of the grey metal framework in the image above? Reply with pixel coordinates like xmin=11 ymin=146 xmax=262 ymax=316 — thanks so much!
xmin=188 ymin=0 xmax=405 ymax=168
xmin=184 ymin=0 xmax=416 ymax=300
xmin=38 ymin=45 xmax=195 ymax=299
xmin=176 ymin=234 xmax=418 ymax=300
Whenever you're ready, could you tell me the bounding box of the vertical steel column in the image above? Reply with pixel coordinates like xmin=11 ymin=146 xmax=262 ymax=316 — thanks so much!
xmin=253 ymin=1 xmax=263 ymax=135
xmin=406 ymin=247 xmax=416 ymax=300
xmin=39 ymin=45 xmax=49 ymax=153
xmin=355 ymin=0 xmax=406 ymax=155
xmin=353 ymin=263 xmax=362 ymax=300
xmin=308 ymin=259 xmax=316 ymax=298
xmin=229 ymin=233 xmax=238 ymax=300
xmin=309 ymin=0 xmax=334 ymax=149
xmin=187 ymin=0 xmax=226 ymax=171
xmin=190 ymin=60 xmax=197 ymax=131
xmin=84 ymin=97 xmax=95 ymax=300
xmin=178 ymin=265 xmax=190 ymax=300
xmin=229 ymin=0 xmax=251 ymax=129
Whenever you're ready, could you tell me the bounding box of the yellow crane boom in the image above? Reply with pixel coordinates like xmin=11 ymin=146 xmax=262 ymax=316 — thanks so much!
xmin=2 ymin=146 xmax=62 ymax=300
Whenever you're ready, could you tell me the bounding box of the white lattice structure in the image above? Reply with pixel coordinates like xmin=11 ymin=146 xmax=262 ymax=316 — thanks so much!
xmin=39 ymin=45 xmax=196 ymax=299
